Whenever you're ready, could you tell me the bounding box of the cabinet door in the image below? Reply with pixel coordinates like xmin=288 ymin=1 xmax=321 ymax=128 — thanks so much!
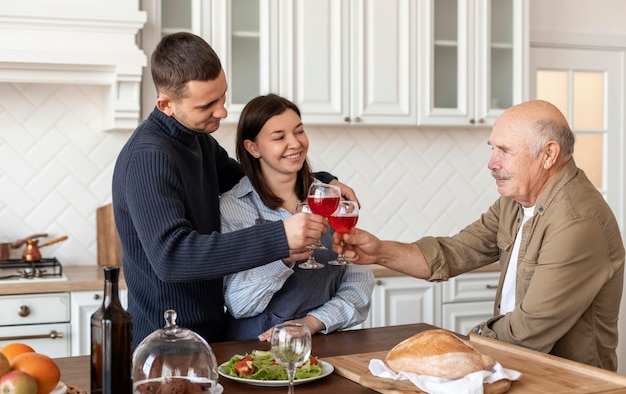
xmin=209 ymin=0 xmax=276 ymax=123
xmin=418 ymin=0 xmax=527 ymax=126
xmin=369 ymin=276 xmax=439 ymax=328
xmin=149 ymin=0 xmax=277 ymax=124
xmin=442 ymin=300 xmax=493 ymax=334
xmin=474 ymin=0 xmax=528 ymax=125
xmin=349 ymin=0 xmax=417 ymax=125
xmin=288 ymin=0 xmax=417 ymax=125
xmin=418 ymin=0 xmax=473 ymax=126
xmin=283 ymin=0 xmax=349 ymax=124
xmin=70 ymin=290 xmax=128 ymax=356
xmin=442 ymin=271 xmax=499 ymax=303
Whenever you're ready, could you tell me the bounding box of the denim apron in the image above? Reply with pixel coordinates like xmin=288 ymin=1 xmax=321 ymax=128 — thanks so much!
xmin=224 ymin=198 xmax=345 ymax=340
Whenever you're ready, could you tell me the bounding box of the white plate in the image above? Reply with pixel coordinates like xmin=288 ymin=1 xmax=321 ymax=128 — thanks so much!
xmin=50 ymin=381 xmax=67 ymax=394
xmin=218 ymin=360 xmax=334 ymax=387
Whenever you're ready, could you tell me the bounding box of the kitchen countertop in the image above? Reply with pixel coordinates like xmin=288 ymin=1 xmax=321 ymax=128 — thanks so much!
xmin=0 ymin=265 xmax=127 ymax=296
xmin=0 ymin=262 xmax=500 ymax=296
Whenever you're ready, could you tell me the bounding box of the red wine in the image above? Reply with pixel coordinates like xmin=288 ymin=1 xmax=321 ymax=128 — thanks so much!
xmin=307 ymin=196 xmax=340 ymax=217
xmin=328 ymin=214 xmax=358 ymax=234
xmin=91 ymin=266 xmax=132 ymax=394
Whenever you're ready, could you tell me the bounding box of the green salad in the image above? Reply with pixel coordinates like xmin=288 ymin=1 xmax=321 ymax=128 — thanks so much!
xmin=220 ymin=349 xmax=323 ymax=381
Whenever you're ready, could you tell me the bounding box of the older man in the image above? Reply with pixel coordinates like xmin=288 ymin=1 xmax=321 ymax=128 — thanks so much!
xmin=334 ymin=100 xmax=625 ymax=371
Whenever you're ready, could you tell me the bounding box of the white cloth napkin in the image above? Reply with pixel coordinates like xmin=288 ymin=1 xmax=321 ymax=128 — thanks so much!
xmin=369 ymin=359 xmax=521 ymax=394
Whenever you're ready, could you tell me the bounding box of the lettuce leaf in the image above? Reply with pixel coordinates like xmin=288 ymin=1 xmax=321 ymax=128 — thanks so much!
xmin=220 ymin=349 xmax=323 ymax=381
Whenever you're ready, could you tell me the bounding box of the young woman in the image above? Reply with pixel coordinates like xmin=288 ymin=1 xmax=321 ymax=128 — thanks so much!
xmin=220 ymin=94 xmax=374 ymax=341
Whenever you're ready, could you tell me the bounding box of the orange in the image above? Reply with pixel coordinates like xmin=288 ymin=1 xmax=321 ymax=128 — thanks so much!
xmin=0 ymin=343 xmax=35 ymax=364
xmin=11 ymin=352 xmax=61 ymax=394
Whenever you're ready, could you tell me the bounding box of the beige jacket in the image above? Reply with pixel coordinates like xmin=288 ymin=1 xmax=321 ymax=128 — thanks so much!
xmin=417 ymin=159 xmax=625 ymax=371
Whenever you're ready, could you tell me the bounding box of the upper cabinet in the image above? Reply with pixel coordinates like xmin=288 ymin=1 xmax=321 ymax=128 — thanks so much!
xmin=285 ymin=0 xmax=418 ymax=126
xmin=142 ymin=0 xmax=527 ymax=127
xmin=417 ymin=0 xmax=528 ymax=127
xmin=156 ymin=0 xmax=278 ymax=122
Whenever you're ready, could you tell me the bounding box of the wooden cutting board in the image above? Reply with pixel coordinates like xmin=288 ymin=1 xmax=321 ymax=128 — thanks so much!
xmin=325 ymin=351 xmax=510 ymax=394
xmin=324 ymin=333 xmax=626 ymax=394
xmin=96 ymin=203 xmax=122 ymax=266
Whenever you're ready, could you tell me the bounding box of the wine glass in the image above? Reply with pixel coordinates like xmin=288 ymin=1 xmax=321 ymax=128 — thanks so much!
xmin=327 ymin=200 xmax=359 ymax=265
xmin=294 ymin=202 xmax=326 ymax=269
xmin=270 ymin=323 xmax=312 ymax=394
xmin=307 ymin=183 xmax=341 ymax=218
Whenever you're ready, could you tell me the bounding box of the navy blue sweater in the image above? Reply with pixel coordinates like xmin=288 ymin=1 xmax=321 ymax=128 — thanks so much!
xmin=112 ymin=108 xmax=290 ymax=348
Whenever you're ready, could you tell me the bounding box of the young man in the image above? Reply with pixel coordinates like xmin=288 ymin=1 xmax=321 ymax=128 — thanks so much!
xmin=113 ymin=32 xmax=355 ymax=348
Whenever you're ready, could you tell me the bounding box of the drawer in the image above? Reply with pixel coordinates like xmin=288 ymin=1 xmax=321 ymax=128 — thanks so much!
xmin=442 ymin=272 xmax=499 ymax=303
xmin=0 ymin=292 xmax=70 ymax=326
xmin=0 ymin=323 xmax=71 ymax=358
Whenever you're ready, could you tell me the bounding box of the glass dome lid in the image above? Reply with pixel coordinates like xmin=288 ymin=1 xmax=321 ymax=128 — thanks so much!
xmin=132 ymin=309 xmax=219 ymax=393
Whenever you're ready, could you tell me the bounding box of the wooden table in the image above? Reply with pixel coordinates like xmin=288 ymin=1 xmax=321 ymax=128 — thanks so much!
xmin=56 ymin=323 xmax=626 ymax=393
xmin=56 ymin=323 xmax=432 ymax=393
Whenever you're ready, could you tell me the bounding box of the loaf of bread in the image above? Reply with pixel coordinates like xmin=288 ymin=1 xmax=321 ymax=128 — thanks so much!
xmin=385 ymin=329 xmax=496 ymax=380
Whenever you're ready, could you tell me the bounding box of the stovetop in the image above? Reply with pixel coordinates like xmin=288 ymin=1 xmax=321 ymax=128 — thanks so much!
xmin=0 ymin=258 xmax=65 ymax=281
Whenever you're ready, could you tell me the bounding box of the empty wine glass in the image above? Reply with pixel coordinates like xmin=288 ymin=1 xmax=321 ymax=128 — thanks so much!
xmin=270 ymin=323 xmax=312 ymax=394
xmin=307 ymin=183 xmax=340 ymax=218
xmin=327 ymin=200 xmax=359 ymax=265
xmin=294 ymin=202 xmax=326 ymax=269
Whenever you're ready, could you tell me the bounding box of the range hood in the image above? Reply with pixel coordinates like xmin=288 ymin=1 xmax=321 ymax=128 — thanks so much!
xmin=0 ymin=0 xmax=147 ymax=131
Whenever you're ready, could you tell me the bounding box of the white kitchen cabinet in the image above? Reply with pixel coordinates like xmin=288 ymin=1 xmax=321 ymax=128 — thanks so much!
xmin=417 ymin=0 xmax=528 ymax=126
xmin=146 ymin=0 xmax=278 ymax=124
xmin=70 ymin=289 xmax=128 ymax=356
xmin=440 ymin=271 xmax=499 ymax=333
xmin=286 ymin=0 xmax=417 ymax=126
xmin=369 ymin=276 xmax=439 ymax=328
xmin=0 ymin=293 xmax=71 ymax=358
xmin=143 ymin=0 xmax=417 ymax=126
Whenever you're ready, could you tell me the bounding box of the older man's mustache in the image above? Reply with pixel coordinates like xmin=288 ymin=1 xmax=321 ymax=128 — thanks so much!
xmin=491 ymin=171 xmax=511 ymax=180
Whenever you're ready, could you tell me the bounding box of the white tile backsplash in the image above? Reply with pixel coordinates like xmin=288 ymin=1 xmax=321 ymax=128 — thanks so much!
xmin=0 ymin=83 xmax=499 ymax=265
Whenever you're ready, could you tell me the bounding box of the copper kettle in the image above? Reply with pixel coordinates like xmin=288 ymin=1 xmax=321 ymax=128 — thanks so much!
xmin=22 ymin=235 xmax=68 ymax=262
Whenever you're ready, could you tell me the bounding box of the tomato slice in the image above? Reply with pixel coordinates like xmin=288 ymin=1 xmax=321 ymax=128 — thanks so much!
xmin=235 ymin=355 xmax=255 ymax=376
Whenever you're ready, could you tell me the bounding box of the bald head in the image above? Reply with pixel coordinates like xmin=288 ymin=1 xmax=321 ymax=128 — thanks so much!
xmin=497 ymin=100 xmax=575 ymax=160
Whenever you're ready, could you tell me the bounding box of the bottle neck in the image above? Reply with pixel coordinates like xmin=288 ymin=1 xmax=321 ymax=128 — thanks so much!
xmin=102 ymin=266 xmax=121 ymax=308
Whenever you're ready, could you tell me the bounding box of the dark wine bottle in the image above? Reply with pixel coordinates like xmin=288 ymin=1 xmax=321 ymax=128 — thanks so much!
xmin=91 ymin=266 xmax=132 ymax=394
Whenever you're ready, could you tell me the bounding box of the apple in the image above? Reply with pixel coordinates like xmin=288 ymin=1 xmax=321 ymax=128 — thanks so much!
xmin=0 ymin=353 xmax=10 ymax=378
xmin=0 ymin=370 xmax=38 ymax=394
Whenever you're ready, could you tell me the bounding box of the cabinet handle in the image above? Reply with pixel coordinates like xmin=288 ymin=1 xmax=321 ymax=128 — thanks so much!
xmin=354 ymin=117 xmax=362 ymax=123
xmin=17 ymin=305 xmax=30 ymax=317
xmin=469 ymin=118 xmax=475 ymax=124
xmin=0 ymin=330 xmax=64 ymax=341
xmin=344 ymin=117 xmax=351 ymax=123
xmin=478 ymin=118 xmax=485 ymax=124
xmin=376 ymin=280 xmax=383 ymax=286
xmin=486 ymin=284 xmax=498 ymax=289
xmin=93 ymin=294 xmax=101 ymax=300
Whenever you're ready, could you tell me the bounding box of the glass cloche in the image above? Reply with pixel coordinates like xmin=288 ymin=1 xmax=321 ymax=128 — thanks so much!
xmin=132 ymin=310 xmax=220 ymax=393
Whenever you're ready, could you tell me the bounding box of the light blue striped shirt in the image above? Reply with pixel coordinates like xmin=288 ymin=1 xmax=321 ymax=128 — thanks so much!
xmin=220 ymin=177 xmax=374 ymax=333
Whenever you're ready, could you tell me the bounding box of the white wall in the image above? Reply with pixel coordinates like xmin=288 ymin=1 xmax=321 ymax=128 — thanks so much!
xmin=530 ymin=0 xmax=626 ymax=36
xmin=0 ymin=87 xmax=498 ymax=264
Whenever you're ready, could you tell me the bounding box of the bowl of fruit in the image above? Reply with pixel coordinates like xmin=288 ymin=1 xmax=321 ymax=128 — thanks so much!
xmin=0 ymin=342 xmax=64 ymax=394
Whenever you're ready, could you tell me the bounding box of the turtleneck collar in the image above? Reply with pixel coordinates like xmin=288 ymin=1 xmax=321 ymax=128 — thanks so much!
xmin=149 ymin=106 xmax=201 ymax=144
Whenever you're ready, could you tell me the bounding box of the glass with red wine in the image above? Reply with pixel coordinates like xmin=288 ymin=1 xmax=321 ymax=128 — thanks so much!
xmin=307 ymin=183 xmax=341 ymax=218
xmin=327 ymin=200 xmax=359 ymax=265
